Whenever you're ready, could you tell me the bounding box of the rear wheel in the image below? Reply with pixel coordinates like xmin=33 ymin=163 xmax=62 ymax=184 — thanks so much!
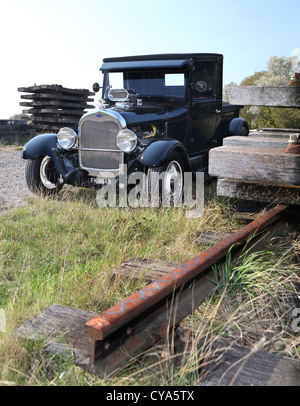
xmin=25 ymin=156 xmax=63 ymax=195
xmin=146 ymin=153 xmax=184 ymax=207
xmin=239 ymin=123 xmax=249 ymax=137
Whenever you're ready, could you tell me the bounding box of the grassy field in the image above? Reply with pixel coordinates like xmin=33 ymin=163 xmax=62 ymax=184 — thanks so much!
xmin=0 ymin=183 xmax=299 ymax=386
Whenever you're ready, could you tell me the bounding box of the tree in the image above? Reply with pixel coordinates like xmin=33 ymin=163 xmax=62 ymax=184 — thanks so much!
xmin=229 ymin=55 xmax=300 ymax=129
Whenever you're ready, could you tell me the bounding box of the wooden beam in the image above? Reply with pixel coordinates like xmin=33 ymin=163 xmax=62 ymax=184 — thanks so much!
xmin=202 ymin=340 xmax=300 ymax=386
xmin=195 ymin=229 xmax=231 ymax=246
xmin=209 ymin=146 xmax=300 ymax=186
xmin=216 ymin=178 xmax=300 ymax=205
xmin=15 ymin=304 xmax=97 ymax=361
xmin=112 ymin=257 xmax=179 ymax=282
xmin=249 ymin=128 xmax=299 ymax=139
xmin=18 ymin=84 xmax=94 ymax=97
xmin=223 ymin=135 xmax=288 ymax=149
xmin=227 ymin=86 xmax=300 ymax=107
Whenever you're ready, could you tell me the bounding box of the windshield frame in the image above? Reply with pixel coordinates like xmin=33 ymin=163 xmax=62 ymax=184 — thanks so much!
xmin=102 ymin=69 xmax=189 ymax=102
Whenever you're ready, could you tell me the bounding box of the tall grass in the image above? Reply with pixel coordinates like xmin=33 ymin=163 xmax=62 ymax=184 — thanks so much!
xmin=0 ymin=186 xmax=299 ymax=385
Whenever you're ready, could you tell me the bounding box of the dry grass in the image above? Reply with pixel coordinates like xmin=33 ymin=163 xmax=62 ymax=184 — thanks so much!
xmin=0 ymin=184 xmax=299 ymax=386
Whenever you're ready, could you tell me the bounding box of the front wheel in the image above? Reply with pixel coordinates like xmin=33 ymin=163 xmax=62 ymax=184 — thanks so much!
xmin=25 ymin=156 xmax=63 ymax=195
xmin=146 ymin=153 xmax=184 ymax=207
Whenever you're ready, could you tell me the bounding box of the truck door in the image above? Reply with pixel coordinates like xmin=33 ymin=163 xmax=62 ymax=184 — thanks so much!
xmin=187 ymin=60 xmax=222 ymax=172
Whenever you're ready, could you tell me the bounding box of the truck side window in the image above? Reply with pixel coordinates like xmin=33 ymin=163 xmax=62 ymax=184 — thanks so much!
xmin=193 ymin=62 xmax=216 ymax=99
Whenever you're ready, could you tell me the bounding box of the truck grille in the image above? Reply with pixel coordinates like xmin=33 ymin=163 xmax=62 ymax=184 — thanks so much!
xmin=79 ymin=114 xmax=123 ymax=175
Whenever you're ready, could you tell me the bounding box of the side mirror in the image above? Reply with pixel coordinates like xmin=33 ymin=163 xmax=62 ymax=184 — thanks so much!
xmin=93 ymin=82 xmax=100 ymax=93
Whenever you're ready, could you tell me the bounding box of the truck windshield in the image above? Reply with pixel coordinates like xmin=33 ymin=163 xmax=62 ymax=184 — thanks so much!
xmin=103 ymin=70 xmax=187 ymax=100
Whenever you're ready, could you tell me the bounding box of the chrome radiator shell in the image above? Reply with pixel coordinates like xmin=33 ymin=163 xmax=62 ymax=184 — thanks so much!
xmin=78 ymin=110 xmax=126 ymax=177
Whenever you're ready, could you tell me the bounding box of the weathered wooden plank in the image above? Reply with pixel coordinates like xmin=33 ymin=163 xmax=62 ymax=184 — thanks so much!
xmin=18 ymin=85 xmax=94 ymax=96
xmin=15 ymin=304 xmax=97 ymax=360
xmin=223 ymin=135 xmax=288 ymax=149
xmin=227 ymin=86 xmax=300 ymax=107
xmin=195 ymin=229 xmax=232 ymax=246
xmin=249 ymin=128 xmax=299 ymax=139
xmin=21 ymin=93 xmax=95 ymax=103
xmin=112 ymin=257 xmax=180 ymax=282
xmin=32 ymin=116 xmax=80 ymax=124
xmin=209 ymin=146 xmax=300 ymax=186
xmin=202 ymin=340 xmax=300 ymax=386
xmin=30 ymin=124 xmax=66 ymax=132
xmin=216 ymin=178 xmax=300 ymax=205
xmin=20 ymin=100 xmax=92 ymax=109
xmin=24 ymin=108 xmax=84 ymax=116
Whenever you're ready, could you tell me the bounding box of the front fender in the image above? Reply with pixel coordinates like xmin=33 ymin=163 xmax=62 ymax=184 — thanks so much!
xmin=22 ymin=133 xmax=58 ymax=160
xmin=137 ymin=139 xmax=191 ymax=169
xmin=22 ymin=133 xmax=73 ymax=180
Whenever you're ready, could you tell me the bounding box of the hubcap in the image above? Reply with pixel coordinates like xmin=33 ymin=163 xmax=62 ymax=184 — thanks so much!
xmin=40 ymin=156 xmax=57 ymax=190
xmin=164 ymin=161 xmax=183 ymax=201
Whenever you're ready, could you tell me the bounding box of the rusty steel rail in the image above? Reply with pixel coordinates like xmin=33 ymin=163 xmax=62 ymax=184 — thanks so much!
xmin=81 ymin=204 xmax=289 ymax=377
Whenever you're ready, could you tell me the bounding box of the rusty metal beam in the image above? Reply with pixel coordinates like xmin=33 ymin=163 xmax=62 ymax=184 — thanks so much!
xmin=82 ymin=204 xmax=289 ymax=377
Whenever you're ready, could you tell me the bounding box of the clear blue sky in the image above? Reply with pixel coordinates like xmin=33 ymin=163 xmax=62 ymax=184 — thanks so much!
xmin=0 ymin=0 xmax=299 ymax=118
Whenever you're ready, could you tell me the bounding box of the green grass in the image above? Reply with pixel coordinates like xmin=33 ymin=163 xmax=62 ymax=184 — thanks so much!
xmin=0 ymin=184 xmax=299 ymax=386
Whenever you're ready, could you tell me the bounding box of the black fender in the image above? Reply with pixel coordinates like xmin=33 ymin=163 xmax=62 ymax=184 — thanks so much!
xmin=229 ymin=118 xmax=249 ymax=136
xmin=22 ymin=133 xmax=76 ymax=181
xmin=22 ymin=134 xmax=58 ymax=160
xmin=137 ymin=139 xmax=192 ymax=171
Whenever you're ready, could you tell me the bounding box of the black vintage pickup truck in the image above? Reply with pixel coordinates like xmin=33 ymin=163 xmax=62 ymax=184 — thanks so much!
xmin=22 ymin=53 xmax=248 ymax=203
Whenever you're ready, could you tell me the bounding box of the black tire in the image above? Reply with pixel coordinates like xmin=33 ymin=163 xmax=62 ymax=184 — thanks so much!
xmin=25 ymin=156 xmax=63 ymax=196
xmin=146 ymin=152 xmax=184 ymax=207
xmin=239 ymin=124 xmax=249 ymax=137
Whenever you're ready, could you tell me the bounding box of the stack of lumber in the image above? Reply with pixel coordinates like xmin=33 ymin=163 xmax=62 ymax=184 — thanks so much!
xmin=18 ymin=84 xmax=95 ymax=132
xmin=209 ymin=129 xmax=300 ymax=206
xmin=210 ymin=84 xmax=300 ymax=206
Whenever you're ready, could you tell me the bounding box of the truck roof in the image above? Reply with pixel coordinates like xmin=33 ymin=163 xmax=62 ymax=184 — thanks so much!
xmin=101 ymin=53 xmax=223 ymax=71
xmin=103 ymin=53 xmax=223 ymax=62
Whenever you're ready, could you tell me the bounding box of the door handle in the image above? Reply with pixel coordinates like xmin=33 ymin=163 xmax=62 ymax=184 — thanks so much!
xmin=216 ymin=109 xmax=221 ymax=114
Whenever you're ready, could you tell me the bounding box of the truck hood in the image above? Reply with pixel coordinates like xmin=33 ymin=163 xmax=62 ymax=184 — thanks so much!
xmin=111 ymin=102 xmax=187 ymax=126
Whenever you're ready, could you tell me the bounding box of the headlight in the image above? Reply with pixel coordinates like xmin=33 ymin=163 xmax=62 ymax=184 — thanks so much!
xmin=117 ymin=129 xmax=137 ymax=152
xmin=57 ymin=127 xmax=77 ymax=150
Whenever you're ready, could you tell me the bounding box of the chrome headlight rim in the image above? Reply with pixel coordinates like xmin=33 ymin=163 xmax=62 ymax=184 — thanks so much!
xmin=117 ymin=128 xmax=137 ymax=153
xmin=57 ymin=127 xmax=78 ymax=150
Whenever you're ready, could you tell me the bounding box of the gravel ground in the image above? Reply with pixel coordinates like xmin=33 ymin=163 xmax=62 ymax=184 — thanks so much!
xmin=0 ymin=147 xmax=31 ymax=210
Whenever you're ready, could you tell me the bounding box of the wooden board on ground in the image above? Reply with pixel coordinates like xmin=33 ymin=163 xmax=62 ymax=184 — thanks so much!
xmin=202 ymin=340 xmax=300 ymax=386
xmin=195 ymin=229 xmax=232 ymax=246
xmin=16 ymin=303 xmax=300 ymax=385
xmin=15 ymin=304 xmax=96 ymax=361
xmin=217 ymin=178 xmax=300 ymax=206
xmin=112 ymin=257 xmax=180 ymax=282
xmin=209 ymin=146 xmax=300 ymax=186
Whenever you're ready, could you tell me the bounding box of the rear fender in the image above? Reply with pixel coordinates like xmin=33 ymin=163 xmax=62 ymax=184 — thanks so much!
xmin=229 ymin=118 xmax=249 ymax=136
